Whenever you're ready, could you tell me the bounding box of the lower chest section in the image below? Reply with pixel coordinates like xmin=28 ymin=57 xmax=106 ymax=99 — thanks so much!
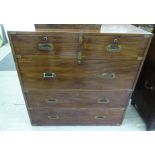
xmin=25 ymin=89 xmax=131 ymax=125
xmin=18 ymin=56 xmax=136 ymax=125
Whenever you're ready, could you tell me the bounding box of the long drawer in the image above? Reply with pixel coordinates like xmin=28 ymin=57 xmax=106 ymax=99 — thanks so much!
xmin=11 ymin=33 xmax=148 ymax=60
xmin=29 ymin=107 xmax=125 ymax=125
xmin=25 ymin=90 xmax=131 ymax=108
xmin=17 ymin=57 xmax=140 ymax=90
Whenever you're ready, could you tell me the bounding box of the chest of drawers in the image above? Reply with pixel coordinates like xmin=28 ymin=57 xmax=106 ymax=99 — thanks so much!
xmin=8 ymin=24 xmax=152 ymax=126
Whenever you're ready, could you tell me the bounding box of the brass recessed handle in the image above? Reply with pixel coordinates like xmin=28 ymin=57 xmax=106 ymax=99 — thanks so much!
xmin=43 ymin=72 xmax=56 ymax=78
xmin=38 ymin=43 xmax=54 ymax=51
xmin=98 ymin=98 xmax=110 ymax=104
xmin=102 ymin=73 xmax=116 ymax=79
xmin=46 ymin=99 xmax=57 ymax=104
xmin=95 ymin=115 xmax=106 ymax=119
xmin=48 ymin=115 xmax=59 ymax=119
xmin=107 ymin=38 xmax=122 ymax=52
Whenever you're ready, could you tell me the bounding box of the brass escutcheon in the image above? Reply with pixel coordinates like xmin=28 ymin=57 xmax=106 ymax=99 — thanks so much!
xmin=107 ymin=38 xmax=122 ymax=52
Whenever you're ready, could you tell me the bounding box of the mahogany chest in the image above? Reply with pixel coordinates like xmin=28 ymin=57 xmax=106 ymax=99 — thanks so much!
xmin=8 ymin=24 xmax=152 ymax=126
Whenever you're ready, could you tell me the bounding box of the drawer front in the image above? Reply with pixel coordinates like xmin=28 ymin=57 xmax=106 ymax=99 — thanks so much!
xmin=18 ymin=57 xmax=140 ymax=90
xmin=83 ymin=35 xmax=149 ymax=59
xmin=11 ymin=34 xmax=79 ymax=58
xmin=29 ymin=108 xmax=125 ymax=125
xmin=25 ymin=90 xmax=131 ymax=108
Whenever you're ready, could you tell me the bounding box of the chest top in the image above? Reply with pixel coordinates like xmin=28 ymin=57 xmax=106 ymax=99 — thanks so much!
xmin=8 ymin=24 xmax=152 ymax=35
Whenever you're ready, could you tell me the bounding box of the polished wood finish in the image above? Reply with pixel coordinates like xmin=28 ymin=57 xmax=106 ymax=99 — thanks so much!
xmin=25 ymin=90 xmax=131 ymax=108
xmin=11 ymin=33 xmax=79 ymax=56
xmin=83 ymin=35 xmax=149 ymax=60
xmin=11 ymin=34 xmax=148 ymax=60
xmin=18 ymin=57 xmax=140 ymax=90
xmin=29 ymin=107 xmax=125 ymax=125
xmin=8 ymin=24 xmax=152 ymax=126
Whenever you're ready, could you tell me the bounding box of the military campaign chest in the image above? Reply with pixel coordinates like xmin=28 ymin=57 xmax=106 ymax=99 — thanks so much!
xmin=8 ymin=24 xmax=152 ymax=126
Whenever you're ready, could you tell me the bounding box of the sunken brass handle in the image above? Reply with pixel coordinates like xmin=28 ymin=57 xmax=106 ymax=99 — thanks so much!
xmin=46 ymin=99 xmax=57 ymax=104
xmin=102 ymin=73 xmax=115 ymax=79
xmin=95 ymin=115 xmax=106 ymax=119
xmin=107 ymin=44 xmax=122 ymax=52
xmin=107 ymin=38 xmax=122 ymax=52
xmin=43 ymin=72 xmax=56 ymax=78
xmin=48 ymin=115 xmax=59 ymax=119
xmin=38 ymin=43 xmax=54 ymax=51
xmin=98 ymin=98 xmax=110 ymax=104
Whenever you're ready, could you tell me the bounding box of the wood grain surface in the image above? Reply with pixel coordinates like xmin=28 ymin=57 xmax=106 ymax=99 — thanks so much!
xmin=17 ymin=57 xmax=140 ymax=90
xmin=8 ymin=25 xmax=152 ymax=126
xmin=25 ymin=90 xmax=131 ymax=108
xmin=29 ymin=107 xmax=125 ymax=125
xmin=11 ymin=34 xmax=148 ymax=60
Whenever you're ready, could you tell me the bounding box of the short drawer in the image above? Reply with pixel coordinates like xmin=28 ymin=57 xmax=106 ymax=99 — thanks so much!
xmin=18 ymin=57 xmax=140 ymax=90
xmin=83 ymin=34 xmax=149 ymax=60
xmin=29 ymin=107 xmax=125 ymax=125
xmin=11 ymin=33 xmax=79 ymax=58
xmin=25 ymin=90 xmax=131 ymax=108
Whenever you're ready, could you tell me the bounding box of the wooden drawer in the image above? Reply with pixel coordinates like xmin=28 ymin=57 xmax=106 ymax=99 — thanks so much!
xmin=83 ymin=34 xmax=149 ymax=60
xmin=29 ymin=107 xmax=125 ymax=125
xmin=11 ymin=33 xmax=79 ymax=58
xmin=18 ymin=56 xmax=140 ymax=90
xmin=25 ymin=90 xmax=131 ymax=108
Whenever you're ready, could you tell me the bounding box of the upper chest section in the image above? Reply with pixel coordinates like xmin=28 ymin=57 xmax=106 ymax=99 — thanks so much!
xmin=9 ymin=32 xmax=151 ymax=60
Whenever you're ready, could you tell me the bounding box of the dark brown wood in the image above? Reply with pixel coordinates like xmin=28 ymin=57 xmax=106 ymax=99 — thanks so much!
xmin=7 ymin=32 xmax=34 ymax=124
xmin=29 ymin=107 xmax=125 ymax=125
xmin=132 ymin=68 xmax=155 ymax=130
xmin=11 ymin=34 xmax=148 ymax=60
xmin=25 ymin=90 xmax=131 ymax=108
xmin=146 ymin=27 xmax=155 ymax=68
xmin=83 ymin=35 xmax=149 ymax=60
xmin=18 ymin=57 xmax=140 ymax=90
xmin=132 ymin=26 xmax=155 ymax=130
xmin=7 ymin=24 xmax=152 ymax=126
xmin=11 ymin=33 xmax=79 ymax=57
